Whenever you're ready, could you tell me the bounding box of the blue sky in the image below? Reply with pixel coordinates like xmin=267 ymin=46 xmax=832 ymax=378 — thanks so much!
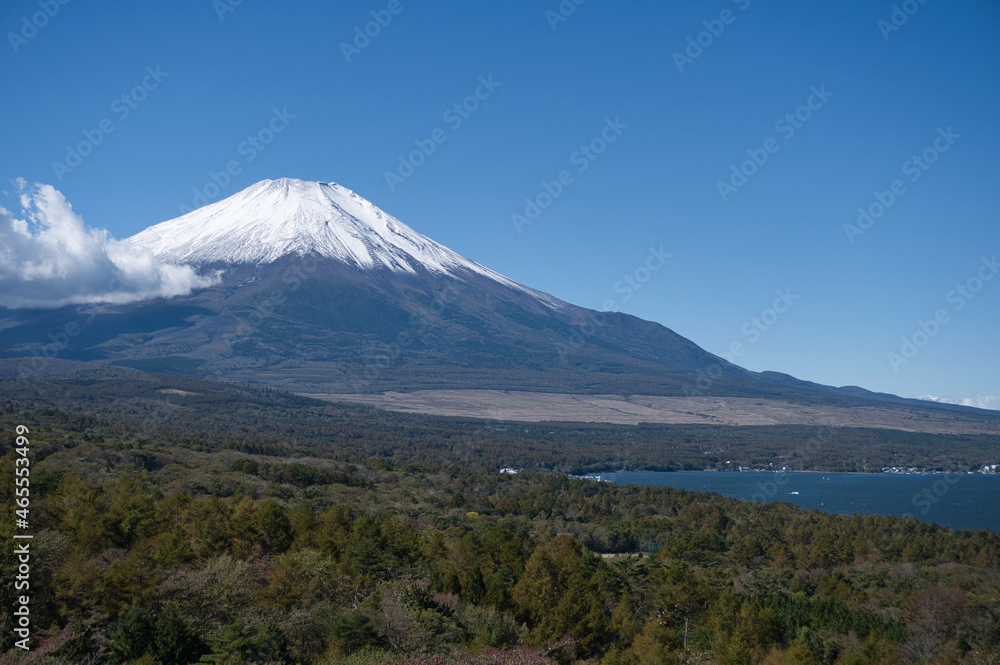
xmin=2 ymin=0 xmax=998 ymax=406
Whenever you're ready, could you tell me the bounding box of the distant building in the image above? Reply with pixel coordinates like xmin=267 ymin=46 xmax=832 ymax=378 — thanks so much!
xmin=499 ymin=467 xmax=521 ymax=474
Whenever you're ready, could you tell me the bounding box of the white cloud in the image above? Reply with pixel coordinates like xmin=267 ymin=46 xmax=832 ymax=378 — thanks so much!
xmin=917 ymin=394 xmax=1000 ymax=412
xmin=0 ymin=181 xmax=219 ymax=309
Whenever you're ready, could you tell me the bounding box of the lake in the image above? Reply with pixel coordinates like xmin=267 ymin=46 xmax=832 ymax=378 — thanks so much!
xmin=599 ymin=471 xmax=1000 ymax=532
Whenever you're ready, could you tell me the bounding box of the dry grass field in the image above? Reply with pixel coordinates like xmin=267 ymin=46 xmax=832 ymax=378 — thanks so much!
xmin=303 ymin=390 xmax=999 ymax=435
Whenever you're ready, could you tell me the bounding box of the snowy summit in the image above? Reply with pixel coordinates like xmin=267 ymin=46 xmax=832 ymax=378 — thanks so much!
xmin=126 ymin=178 xmax=548 ymax=301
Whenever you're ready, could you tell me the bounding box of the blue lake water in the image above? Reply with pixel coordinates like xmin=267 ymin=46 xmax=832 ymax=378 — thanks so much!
xmin=599 ymin=471 xmax=1000 ymax=533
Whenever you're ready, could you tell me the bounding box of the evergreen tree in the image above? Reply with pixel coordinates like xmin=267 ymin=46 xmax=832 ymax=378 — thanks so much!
xmin=110 ymin=608 xmax=156 ymax=664
xmin=154 ymin=605 xmax=206 ymax=665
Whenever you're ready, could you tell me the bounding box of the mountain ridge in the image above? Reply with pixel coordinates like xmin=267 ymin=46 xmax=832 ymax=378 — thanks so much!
xmin=1 ymin=178 xmax=996 ymax=431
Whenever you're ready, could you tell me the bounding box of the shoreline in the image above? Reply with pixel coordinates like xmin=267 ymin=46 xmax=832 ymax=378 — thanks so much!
xmin=595 ymin=469 xmax=987 ymax=477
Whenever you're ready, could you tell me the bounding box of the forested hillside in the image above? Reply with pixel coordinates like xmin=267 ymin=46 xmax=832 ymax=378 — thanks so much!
xmin=0 ymin=370 xmax=998 ymax=664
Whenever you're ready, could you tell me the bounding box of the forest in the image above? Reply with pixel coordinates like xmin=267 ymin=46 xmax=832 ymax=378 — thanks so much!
xmin=1 ymin=368 xmax=997 ymax=475
xmin=0 ymin=369 xmax=998 ymax=664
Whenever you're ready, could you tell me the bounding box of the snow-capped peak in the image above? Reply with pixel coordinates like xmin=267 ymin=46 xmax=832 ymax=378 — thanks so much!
xmin=126 ymin=178 xmax=562 ymax=306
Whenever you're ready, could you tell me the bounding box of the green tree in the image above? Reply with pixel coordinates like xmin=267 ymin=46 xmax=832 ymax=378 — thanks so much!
xmin=329 ymin=610 xmax=382 ymax=655
xmin=106 ymin=474 xmax=157 ymax=548
xmin=154 ymin=605 xmax=206 ymax=665
xmin=255 ymin=623 xmax=289 ymax=664
xmin=512 ymin=534 xmax=615 ymax=654
xmin=110 ymin=608 xmax=156 ymax=664
xmin=256 ymin=500 xmax=293 ymax=554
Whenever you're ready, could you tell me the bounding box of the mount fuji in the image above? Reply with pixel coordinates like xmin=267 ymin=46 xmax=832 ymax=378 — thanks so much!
xmin=1 ymin=178 xmax=996 ymax=431
xmin=109 ymin=177 xmax=738 ymax=395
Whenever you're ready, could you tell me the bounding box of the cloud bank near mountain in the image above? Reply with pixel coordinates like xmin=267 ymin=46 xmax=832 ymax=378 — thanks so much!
xmin=0 ymin=180 xmax=218 ymax=309
xmin=918 ymin=394 xmax=1000 ymax=412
